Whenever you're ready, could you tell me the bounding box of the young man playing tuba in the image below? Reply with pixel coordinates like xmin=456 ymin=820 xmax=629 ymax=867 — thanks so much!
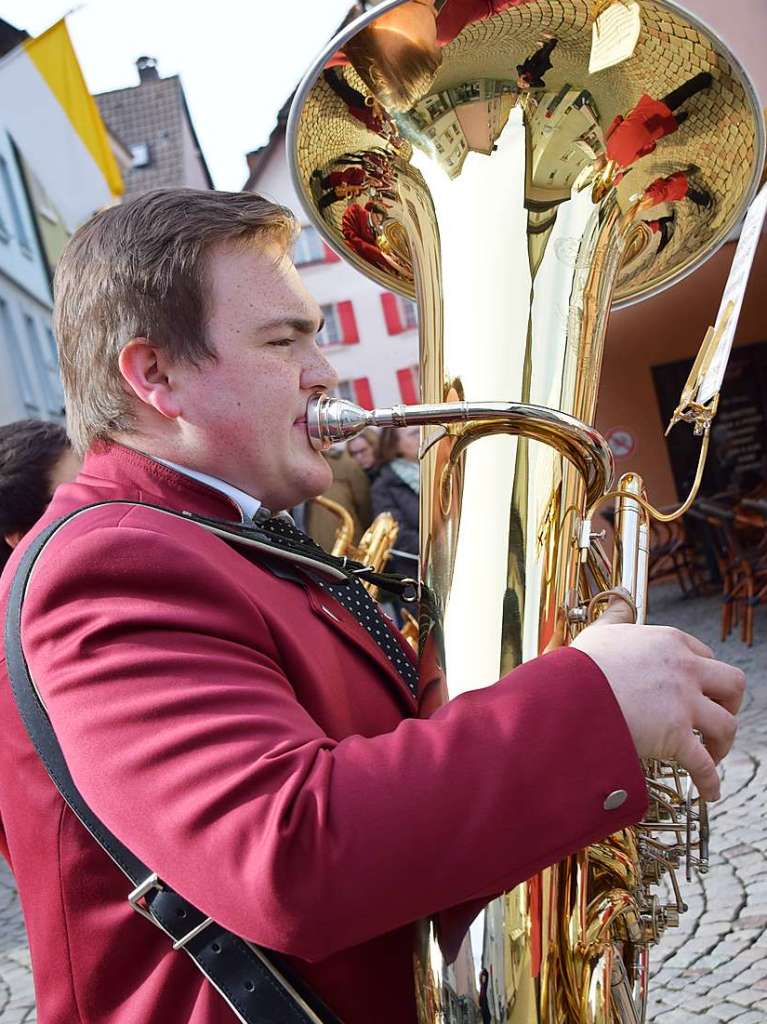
xmin=0 ymin=189 xmax=744 ymax=1023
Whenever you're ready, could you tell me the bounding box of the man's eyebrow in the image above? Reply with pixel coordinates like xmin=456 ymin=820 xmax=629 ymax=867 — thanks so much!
xmin=257 ymin=316 xmax=325 ymax=335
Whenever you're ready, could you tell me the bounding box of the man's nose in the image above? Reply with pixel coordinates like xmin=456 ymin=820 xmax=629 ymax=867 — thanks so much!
xmin=301 ymin=342 xmax=338 ymax=392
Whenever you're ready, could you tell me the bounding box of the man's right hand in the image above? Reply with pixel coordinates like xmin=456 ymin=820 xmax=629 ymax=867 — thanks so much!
xmin=571 ymin=612 xmax=746 ymax=802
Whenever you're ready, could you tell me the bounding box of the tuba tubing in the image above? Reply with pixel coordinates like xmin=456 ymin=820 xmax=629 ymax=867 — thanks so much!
xmin=307 ymin=393 xmax=615 ymax=511
xmin=290 ymin=2 xmax=763 ymax=1018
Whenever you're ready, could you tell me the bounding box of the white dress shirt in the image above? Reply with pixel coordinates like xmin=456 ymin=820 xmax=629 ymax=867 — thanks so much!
xmin=155 ymin=457 xmax=264 ymax=522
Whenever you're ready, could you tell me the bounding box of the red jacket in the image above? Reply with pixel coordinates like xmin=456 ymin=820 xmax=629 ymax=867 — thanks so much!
xmin=341 ymin=204 xmax=396 ymax=274
xmin=436 ymin=0 xmax=531 ymax=45
xmin=322 ymin=167 xmax=367 ymax=191
xmin=606 ymin=95 xmax=678 ymax=168
xmin=643 ymin=171 xmax=689 ymax=207
xmin=329 ymin=1 xmax=532 ymax=61
xmin=0 ymin=443 xmax=646 ymax=1023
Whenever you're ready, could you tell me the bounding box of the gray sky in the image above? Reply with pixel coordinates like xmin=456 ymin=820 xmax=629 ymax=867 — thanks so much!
xmin=0 ymin=0 xmax=354 ymax=190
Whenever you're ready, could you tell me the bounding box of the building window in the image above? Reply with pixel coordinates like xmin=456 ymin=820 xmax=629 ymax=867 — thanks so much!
xmin=333 ymin=379 xmax=355 ymax=402
xmin=397 ymin=365 xmax=419 ymax=405
xmin=333 ymin=377 xmax=373 ymax=409
xmin=0 ymin=154 xmax=31 ymax=255
xmin=294 ymin=225 xmax=326 ymax=266
xmin=32 ymin=175 xmax=60 ymax=224
xmin=44 ymin=326 xmax=59 ymax=368
xmin=294 ymin=225 xmax=340 ymax=267
xmin=130 ymin=143 xmax=151 ymax=168
xmin=317 ymin=301 xmax=359 ymax=348
xmin=381 ymin=292 xmax=418 ymax=335
xmin=23 ymin=315 xmax=63 ymax=416
xmin=0 ymin=299 xmax=39 ymax=413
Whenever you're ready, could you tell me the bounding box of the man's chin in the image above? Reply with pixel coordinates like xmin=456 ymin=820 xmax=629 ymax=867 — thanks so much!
xmin=305 ymin=460 xmax=334 ymax=500
xmin=278 ymin=458 xmax=333 ymax=510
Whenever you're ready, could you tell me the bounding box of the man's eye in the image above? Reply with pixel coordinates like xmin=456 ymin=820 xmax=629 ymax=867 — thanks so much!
xmin=268 ymin=338 xmax=293 ymax=347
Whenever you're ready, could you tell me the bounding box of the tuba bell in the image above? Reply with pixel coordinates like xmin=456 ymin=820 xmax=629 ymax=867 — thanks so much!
xmin=288 ymin=2 xmax=764 ymax=1021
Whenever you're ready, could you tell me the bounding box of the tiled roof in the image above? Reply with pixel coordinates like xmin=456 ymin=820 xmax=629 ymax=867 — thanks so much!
xmin=96 ymin=76 xmax=213 ymax=193
xmin=0 ymin=17 xmax=27 ymax=58
xmin=243 ymin=94 xmax=292 ymax=190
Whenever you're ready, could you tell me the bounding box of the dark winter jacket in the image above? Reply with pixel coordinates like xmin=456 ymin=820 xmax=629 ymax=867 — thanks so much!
xmin=371 ymin=462 xmax=419 ymax=577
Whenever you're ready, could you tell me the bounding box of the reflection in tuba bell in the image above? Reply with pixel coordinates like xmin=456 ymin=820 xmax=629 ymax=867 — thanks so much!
xmin=288 ymin=1 xmax=764 ymax=1021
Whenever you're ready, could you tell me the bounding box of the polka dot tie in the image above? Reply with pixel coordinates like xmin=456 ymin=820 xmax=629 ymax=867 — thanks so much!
xmin=262 ymin=515 xmax=419 ymax=697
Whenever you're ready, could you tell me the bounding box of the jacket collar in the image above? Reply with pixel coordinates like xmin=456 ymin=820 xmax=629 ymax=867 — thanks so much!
xmin=74 ymin=442 xmax=248 ymax=523
xmin=62 ymin=442 xmax=420 ymax=712
xmin=153 ymin=456 xmax=264 ymax=522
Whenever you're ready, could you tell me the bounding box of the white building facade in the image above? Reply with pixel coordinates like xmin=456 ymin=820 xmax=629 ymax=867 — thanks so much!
xmin=247 ymin=128 xmax=419 ymax=411
xmin=0 ymin=128 xmax=62 ymax=426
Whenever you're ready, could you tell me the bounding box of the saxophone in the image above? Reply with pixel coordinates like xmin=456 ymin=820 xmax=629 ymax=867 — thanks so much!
xmin=288 ymin=2 xmax=764 ymax=1020
xmin=313 ymin=495 xmax=357 ymax=557
xmin=313 ymin=494 xmax=401 ymax=602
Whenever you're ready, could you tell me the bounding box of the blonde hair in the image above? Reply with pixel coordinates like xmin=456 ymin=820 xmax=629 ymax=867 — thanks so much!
xmin=378 ymin=426 xmax=402 ymax=463
xmin=347 ymin=427 xmax=381 ymax=463
xmin=54 ymin=188 xmax=297 ymax=454
xmin=345 ymin=28 xmax=441 ymax=112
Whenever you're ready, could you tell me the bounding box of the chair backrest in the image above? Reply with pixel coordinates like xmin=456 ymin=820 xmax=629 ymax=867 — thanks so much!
xmin=688 ymin=503 xmax=741 ymax=578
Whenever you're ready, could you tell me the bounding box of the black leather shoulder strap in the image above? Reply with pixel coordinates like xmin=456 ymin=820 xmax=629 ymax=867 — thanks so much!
xmin=4 ymin=503 xmax=343 ymax=1024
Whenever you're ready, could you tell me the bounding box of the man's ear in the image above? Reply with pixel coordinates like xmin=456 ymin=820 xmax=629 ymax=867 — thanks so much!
xmin=118 ymin=339 xmax=182 ymax=421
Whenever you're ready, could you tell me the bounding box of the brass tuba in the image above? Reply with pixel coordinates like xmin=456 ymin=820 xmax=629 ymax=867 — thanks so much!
xmin=288 ymin=2 xmax=764 ymax=1021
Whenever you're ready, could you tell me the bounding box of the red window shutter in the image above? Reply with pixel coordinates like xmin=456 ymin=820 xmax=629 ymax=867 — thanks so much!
xmin=397 ymin=368 xmax=418 ymax=405
xmin=322 ymin=242 xmax=341 ymax=263
xmin=337 ymin=301 xmax=359 ymax=344
xmin=381 ymin=292 xmax=403 ymax=335
xmin=354 ymin=377 xmax=374 ymax=410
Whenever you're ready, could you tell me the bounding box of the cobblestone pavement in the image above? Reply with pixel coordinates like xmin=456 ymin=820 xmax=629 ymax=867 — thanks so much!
xmin=0 ymin=584 xmax=763 ymax=1022
xmin=646 ymin=585 xmax=767 ymax=1024
xmin=0 ymin=860 xmax=34 ymax=1024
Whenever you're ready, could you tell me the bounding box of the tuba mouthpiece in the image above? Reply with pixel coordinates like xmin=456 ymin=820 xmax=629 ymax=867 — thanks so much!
xmin=306 ymin=393 xmax=373 ymax=450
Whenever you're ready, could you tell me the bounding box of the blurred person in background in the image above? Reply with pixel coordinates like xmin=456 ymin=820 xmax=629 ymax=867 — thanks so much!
xmin=347 ymin=427 xmax=381 ymax=483
xmin=371 ymin=425 xmax=420 ymax=579
xmin=0 ymin=419 xmax=80 ymax=571
xmin=305 ymin=444 xmax=373 ymax=551
xmin=516 ymin=33 xmax=558 ymax=90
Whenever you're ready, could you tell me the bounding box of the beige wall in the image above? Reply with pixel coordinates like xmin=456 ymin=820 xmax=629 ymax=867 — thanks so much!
xmin=596 ymin=235 xmax=767 ymax=508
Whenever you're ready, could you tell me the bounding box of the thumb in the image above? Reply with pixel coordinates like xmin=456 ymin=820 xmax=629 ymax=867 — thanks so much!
xmin=675 ymin=729 xmax=721 ymax=802
xmin=593 ymin=588 xmax=636 ymax=626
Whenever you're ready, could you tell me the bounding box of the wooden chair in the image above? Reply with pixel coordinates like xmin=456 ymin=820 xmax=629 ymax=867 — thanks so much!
xmin=734 ymin=498 xmax=767 ymax=646
xmin=648 ymin=518 xmax=706 ymax=597
xmin=693 ymin=500 xmax=767 ymax=646
xmin=689 ymin=503 xmax=747 ymax=642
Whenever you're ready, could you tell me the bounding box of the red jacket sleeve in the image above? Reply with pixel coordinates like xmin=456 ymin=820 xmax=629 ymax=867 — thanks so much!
xmin=605 ymin=114 xmax=624 ymax=140
xmin=342 ymin=204 xmax=371 ymax=242
xmin=662 ymin=171 xmax=689 ymax=203
xmin=437 ymin=0 xmax=529 ymax=45
xmin=22 ymin=515 xmax=647 ymax=963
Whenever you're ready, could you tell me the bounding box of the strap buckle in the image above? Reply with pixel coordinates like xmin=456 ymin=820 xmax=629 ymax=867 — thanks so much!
xmin=128 ymin=871 xmax=164 ymax=924
xmin=128 ymin=872 xmax=215 ymax=950
xmin=172 ymin=915 xmax=216 ymax=951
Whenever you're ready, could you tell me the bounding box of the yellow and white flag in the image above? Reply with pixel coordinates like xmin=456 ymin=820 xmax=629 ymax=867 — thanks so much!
xmin=0 ymin=19 xmax=123 ymax=232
